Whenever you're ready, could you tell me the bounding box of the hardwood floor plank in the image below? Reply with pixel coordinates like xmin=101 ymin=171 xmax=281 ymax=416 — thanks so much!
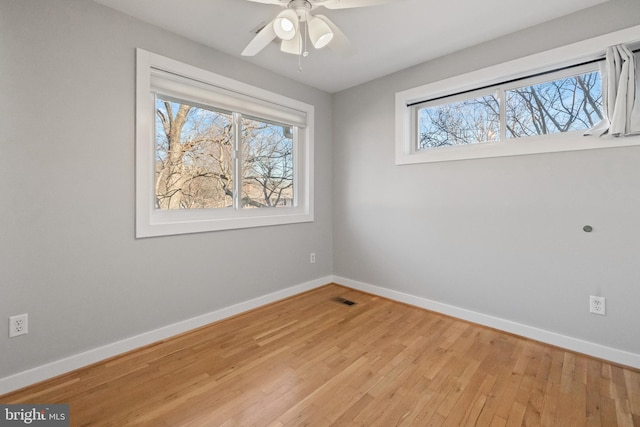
xmin=459 ymin=382 xmax=492 ymax=426
xmin=489 ymin=415 xmax=508 ymax=427
xmin=625 ymin=367 xmax=640 ymax=415
xmin=505 ymin=401 xmax=527 ymax=427
xmin=600 ymin=396 xmax=620 ymax=427
xmin=1 ymin=284 xmax=639 ymax=426
xmin=585 ymin=358 xmax=603 ymax=427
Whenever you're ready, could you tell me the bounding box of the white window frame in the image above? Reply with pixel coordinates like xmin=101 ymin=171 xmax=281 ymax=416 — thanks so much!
xmin=136 ymin=49 xmax=314 ymax=238
xmin=396 ymin=25 xmax=640 ymax=165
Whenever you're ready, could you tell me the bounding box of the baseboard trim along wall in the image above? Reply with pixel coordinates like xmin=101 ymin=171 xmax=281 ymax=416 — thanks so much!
xmin=0 ymin=276 xmax=331 ymax=396
xmin=3 ymin=275 xmax=639 ymax=395
xmin=332 ymin=276 xmax=640 ymax=370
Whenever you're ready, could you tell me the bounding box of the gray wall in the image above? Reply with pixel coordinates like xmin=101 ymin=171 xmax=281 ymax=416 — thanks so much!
xmin=2 ymin=0 xmax=640 ymax=383
xmin=333 ymin=0 xmax=640 ymax=355
xmin=0 ymin=0 xmax=333 ymax=378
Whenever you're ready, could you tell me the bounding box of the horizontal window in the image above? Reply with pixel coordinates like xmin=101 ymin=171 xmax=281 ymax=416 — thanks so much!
xmin=136 ymin=49 xmax=314 ymax=237
xmin=414 ymin=64 xmax=602 ymax=152
xmin=395 ymin=27 xmax=640 ymax=164
xmin=154 ymin=97 xmax=296 ymax=211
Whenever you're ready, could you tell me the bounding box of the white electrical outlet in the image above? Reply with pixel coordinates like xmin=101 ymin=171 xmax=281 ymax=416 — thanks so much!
xmin=310 ymin=252 xmax=316 ymax=264
xmin=589 ymin=296 xmax=606 ymax=316
xmin=9 ymin=313 xmax=28 ymax=338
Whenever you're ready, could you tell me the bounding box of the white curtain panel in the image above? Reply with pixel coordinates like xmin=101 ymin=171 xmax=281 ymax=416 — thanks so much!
xmin=585 ymin=44 xmax=640 ymax=137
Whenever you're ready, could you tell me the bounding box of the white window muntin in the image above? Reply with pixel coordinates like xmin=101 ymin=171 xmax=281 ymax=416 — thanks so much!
xmin=136 ymin=49 xmax=314 ymax=238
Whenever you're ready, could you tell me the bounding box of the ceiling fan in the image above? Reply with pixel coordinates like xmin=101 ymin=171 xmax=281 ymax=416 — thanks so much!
xmin=242 ymin=0 xmax=400 ymax=62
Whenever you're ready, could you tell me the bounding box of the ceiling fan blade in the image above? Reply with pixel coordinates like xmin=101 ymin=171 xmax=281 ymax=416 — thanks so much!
xmin=241 ymin=20 xmax=277 ymax=56
xmin=245 ymin=0 xmax=287 ymax=5
xmin=321 ymin=0 xmax=401 ymax=9
xmin=314 ymin=15 xmax=354 ymax=55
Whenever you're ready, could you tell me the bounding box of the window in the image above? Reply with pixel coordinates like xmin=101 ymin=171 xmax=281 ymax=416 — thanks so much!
xmin=504 ymin=69 xmax=602 ymax=139
xmin=154 ymin=97 xmax=234 ymax=210
xmin=417 ymin=92 xmax=500 ymax=149
xmin=414 ymin=65 xmax=602 ymax=151
xmin=136 ymin=49 xmax=314 ymax=237
xmin=395 ymin=26 xmax=640 ymax=165
xmin=154 ymin=98 xmax=295 ymax=210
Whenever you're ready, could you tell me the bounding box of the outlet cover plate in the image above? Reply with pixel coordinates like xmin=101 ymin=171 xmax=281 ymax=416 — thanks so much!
xmin=9 ymin=313 xmax=28 ymax=338
xmin=589 ymin=296 xmax=606 ymax=316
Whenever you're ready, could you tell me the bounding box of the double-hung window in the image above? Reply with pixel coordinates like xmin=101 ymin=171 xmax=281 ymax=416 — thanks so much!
xmin=136 ymin=49 xmax=314 ymax=237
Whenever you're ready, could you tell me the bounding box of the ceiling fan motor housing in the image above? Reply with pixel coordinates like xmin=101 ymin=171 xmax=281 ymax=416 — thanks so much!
xmin=287 ymin=0 xmax=312 ymax=21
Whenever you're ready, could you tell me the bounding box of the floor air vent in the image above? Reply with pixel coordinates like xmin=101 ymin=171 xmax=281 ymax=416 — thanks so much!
xmin=334 ymin=297 xmax=356 ymax=306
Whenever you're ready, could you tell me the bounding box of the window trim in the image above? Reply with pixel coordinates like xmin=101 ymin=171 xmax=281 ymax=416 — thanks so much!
xmin=136 ymin=49 xmax=314 ymax=238
xmin=395 ymin=25 xmax=640 ymax=165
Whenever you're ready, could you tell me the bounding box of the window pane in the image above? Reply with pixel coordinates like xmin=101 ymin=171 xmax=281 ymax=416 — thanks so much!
xmin=155 ymin=97 xmax=233 ymax=210
xmin=418 ymin=94 xmax=499 ymax=150
xmin=241 ymin=118 xmax=294 ymax=208
xmin=505 ymin=71 xmax=602 ymax=138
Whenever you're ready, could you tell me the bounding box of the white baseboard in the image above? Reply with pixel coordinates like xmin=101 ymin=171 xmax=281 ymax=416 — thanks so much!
xmin=0 ymin=276 xmax=331 ymax=396
xmin=4 ymin=275 xmax=637 ymax=396
xmin=332 ymin=275 xmax=640 ymax=369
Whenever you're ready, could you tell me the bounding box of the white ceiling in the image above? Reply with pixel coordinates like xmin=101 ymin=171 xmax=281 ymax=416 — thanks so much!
xmin=92 ymin=0 xmax=608 ymax=93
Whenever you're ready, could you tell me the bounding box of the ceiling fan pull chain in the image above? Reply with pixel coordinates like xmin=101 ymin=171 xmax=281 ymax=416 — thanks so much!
xmin=298 ymin=26 xmax=303 ymax=72
xmin=298 ymin=18 xmax=309 ymax=72
xmin=303 ymin=17 xmax=309 ymax=57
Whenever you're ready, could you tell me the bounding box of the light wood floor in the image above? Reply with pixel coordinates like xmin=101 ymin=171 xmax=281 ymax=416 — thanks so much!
xmin=2 ymin=284 xmax=639 ymax=426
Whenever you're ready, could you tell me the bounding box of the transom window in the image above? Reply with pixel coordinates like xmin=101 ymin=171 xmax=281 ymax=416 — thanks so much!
xmin=136 ymin=49 xmax=314 ymax=238
xmin=414 ymin=64 xmax=602 ymax=151
xmin=395 ymin=28 xmax=640 ymax=165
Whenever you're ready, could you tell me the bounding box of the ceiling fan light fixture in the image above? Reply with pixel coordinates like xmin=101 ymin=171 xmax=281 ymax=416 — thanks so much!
xmin=280 ymin=31 xmax=303 ymax=55
xmin=280 ymin=18 xmax=295 ymax=32
xmin=308 ymin=16 xmax=333 ymax=49
xmin=273 ymin=9 xmax=299 ymax=41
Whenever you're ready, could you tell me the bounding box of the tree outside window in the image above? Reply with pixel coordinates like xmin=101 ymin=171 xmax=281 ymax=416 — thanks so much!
xmin=155 ymin=98 xmax=294 ymax=211
xmin=417 ymin=69 xmax=603 ymax=150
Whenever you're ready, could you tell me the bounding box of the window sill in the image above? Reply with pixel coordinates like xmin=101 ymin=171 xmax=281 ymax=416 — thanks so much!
xmin=137 ymin=207 xmax=313 ymax=238
xmin=396 ymin=132 xmax=640 ymax=164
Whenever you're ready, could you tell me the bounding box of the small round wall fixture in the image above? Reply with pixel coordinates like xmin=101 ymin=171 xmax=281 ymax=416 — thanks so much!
xmin=583 ymin=225 xmax=593 ymax=233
